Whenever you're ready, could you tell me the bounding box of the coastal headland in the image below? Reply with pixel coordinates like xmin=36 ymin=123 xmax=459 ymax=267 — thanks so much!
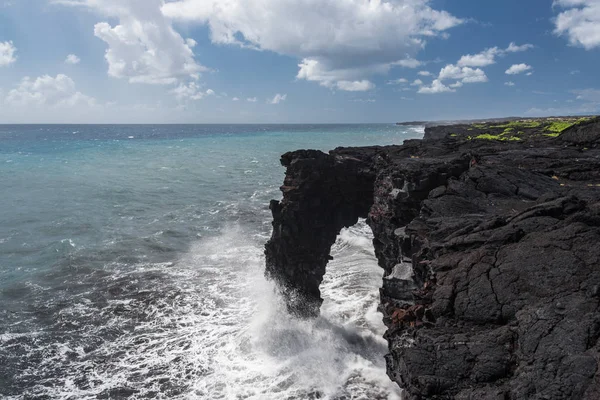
xmin=265 ymin=116 xmax=600 ymax=399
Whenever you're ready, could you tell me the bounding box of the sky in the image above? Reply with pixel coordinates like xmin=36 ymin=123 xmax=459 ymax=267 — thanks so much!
xmin=0 ymin=0 xmax=600 ymax=123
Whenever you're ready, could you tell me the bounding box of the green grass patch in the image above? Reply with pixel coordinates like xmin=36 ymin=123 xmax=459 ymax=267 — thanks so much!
xmin=474 ymin=133 xmax=522 ymax=141
xmin=491 ymin=120 xmax=542 ymax=129
xmin=545 ymin=121 xmax=575 ymax=133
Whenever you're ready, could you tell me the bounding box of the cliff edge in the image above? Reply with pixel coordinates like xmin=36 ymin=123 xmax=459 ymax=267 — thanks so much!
xmin=265 ymin=117 xmax=600 ymax=399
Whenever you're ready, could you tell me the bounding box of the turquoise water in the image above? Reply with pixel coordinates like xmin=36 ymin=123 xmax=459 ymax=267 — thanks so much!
xmin=0 ymin=124 xmax=423 ymax=399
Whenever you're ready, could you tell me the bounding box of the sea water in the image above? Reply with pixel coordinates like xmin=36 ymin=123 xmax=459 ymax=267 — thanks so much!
xmin=0 ymin=124 xmax=423 ymax=399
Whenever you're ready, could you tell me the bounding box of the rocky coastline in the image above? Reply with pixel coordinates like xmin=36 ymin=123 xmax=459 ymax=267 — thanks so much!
xmin=265 ymin=117 xmax=600 ymax=399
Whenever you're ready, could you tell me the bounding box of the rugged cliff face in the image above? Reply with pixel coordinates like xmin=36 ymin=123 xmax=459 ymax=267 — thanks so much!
xmin=265 ymin=118 xmax=600 ymax=399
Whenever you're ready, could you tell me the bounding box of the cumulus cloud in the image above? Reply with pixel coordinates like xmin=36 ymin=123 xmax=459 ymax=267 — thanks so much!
xmin=170 ymin=82 xmax=215 ymax=100
xmin=162 ymin=0 xmax=463 ymax=90
xmin=439 ymin=64 xmax=488 ymax=83
xmin=65 ymin=54 xmax=81 ymax=64
xmin=505 ymin=63 xmax=532 ymax=75
xmin=457 ymin=42 xmax=533 ymax=67
xmin=554 ymin=0 xmax=600 ymax=49
xmin=56 ymin=0 xmax=206 ymax=85
xmin=0 ymin=40 xmax=17 ymax=66
xmin=247 ymin=97 xmax=257 ymax=102
xmin=269 ymin=93 xmax=287 ymax=104
xmin=457 ymin=47 xmax=500 ymax=67
xmin=232 ymin=97 xmax=240 ymax=101
xmin=4 ymin=74 xmax=95 ymax=107
xmin=423 ymin=54 xmax=490 ymax=94
xmin=418 ymin=71 xmax=432 ymax=76
xmin=418 ymin=79 xmax=455 ymax=94
xmin=505 ymin=81 xmax=516 ymax=86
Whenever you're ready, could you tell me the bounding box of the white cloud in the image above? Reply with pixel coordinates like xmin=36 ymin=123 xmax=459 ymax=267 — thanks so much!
xmin=247 ymin=97 xmax=257 ymax=102
xmin=387 ymin=78 xmax=408 ymax=85
xmin=554 ymin=0 xmax=600 ymax=49
xmin=170 ymin=82 xmax=215 ymax=100
xmin=525 ymin=103 xmax=600 ymax=116
xmin=65 ymin=54 xmax=81 ymax=64
xmin=335 ymin=80 xmax=374 ymax=91
xmin=351 ymin=98 xmax=376 ymax=103
xmin=411 ymin=79 xmax=423 ymax=86
xmin=4 ymin=74 xmax=95 ymax=107
xmin=57 ymin=0 xmax=206 ymax=85
xmin=425 ymin=42 xmax=528 ymax=94
xmin=439 ymin=64 xmax=488 ymax=83
xmin=457 ymin=47 xmax=500 ymax=67
xmin=269 ymin=93 xmax=287 ymax=104
xmin=421 ymin=62 xmax=487 ymax=94
xmin=526 ymin=72 xmax=533 ymax=76
xmin=505 ymin=63 xmax=532 ymax=75
xmin=457 ymin=42 xmax=533 ymax=67
xmin=163 ymin=0 xmax=463 ymax=90
xmin=573 ymin=88 xmax=600 ymax=102
xmin=0 ymin=40 xmax=17 ymax=66
xmin=418 ymin=79 xmax=455 ymax=94
xmin=394 ymin=58 xmax=423 ymax=68
xmin=418 ymin=71 xmax=432 ymax=76
xmin=525 ymin=87 xmax=600 ymax=116
xmin=506 ymin=42 xmax=534 ymax=52
xmin=505 ymin=81 xmax=515 ymax=86
xmin=232 ymin=97 xmax=240 ymax=101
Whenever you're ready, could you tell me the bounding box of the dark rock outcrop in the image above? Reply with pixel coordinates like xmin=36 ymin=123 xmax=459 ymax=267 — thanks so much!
xmin=264 ymin=148 xmax=380 ymax=317
xmin=265 ymin=119 xmax=600 ymax=399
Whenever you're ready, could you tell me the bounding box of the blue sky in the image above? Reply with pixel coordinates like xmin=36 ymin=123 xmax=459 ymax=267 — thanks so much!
xmin=1 ymin=0 xmax=599 ymax=123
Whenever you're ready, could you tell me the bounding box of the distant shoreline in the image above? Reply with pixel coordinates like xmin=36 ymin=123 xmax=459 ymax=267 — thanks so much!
xmin=396 ymin=115 xmax=599 ymax=128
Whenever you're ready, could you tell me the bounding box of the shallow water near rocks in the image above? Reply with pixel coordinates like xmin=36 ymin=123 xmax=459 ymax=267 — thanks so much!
xmin=0 ymin=124 xmax=422 ymax=399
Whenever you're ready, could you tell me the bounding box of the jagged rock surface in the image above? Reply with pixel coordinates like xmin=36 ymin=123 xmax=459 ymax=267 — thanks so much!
xmin=265 ymin=118 xmax=600 ymax=399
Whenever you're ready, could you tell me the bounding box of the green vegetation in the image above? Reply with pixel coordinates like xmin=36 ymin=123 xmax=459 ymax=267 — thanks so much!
xmin=544 ymin=117 xmax=593 ymax=135
xmin=455 ymin=116 xmax=597 ymax=142
xmin=474 ymin=133 xmax=521 ymax=141
xmin=490 ymin=120 xmax=542 ymax=129
xmin=545 ymin=121 xmax=575 ymax=133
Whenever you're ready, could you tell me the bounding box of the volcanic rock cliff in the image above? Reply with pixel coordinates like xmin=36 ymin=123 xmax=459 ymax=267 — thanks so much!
xmin=265 ymin=117 xmax=600 ymax=399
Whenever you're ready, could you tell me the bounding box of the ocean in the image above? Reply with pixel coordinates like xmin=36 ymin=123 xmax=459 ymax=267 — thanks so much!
xmin=0 ymin=124 xmax=423 ymax=400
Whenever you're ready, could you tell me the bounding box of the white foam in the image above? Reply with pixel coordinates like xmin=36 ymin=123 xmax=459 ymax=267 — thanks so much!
xmin=10 ymin=222 xmax=401 ymax=399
